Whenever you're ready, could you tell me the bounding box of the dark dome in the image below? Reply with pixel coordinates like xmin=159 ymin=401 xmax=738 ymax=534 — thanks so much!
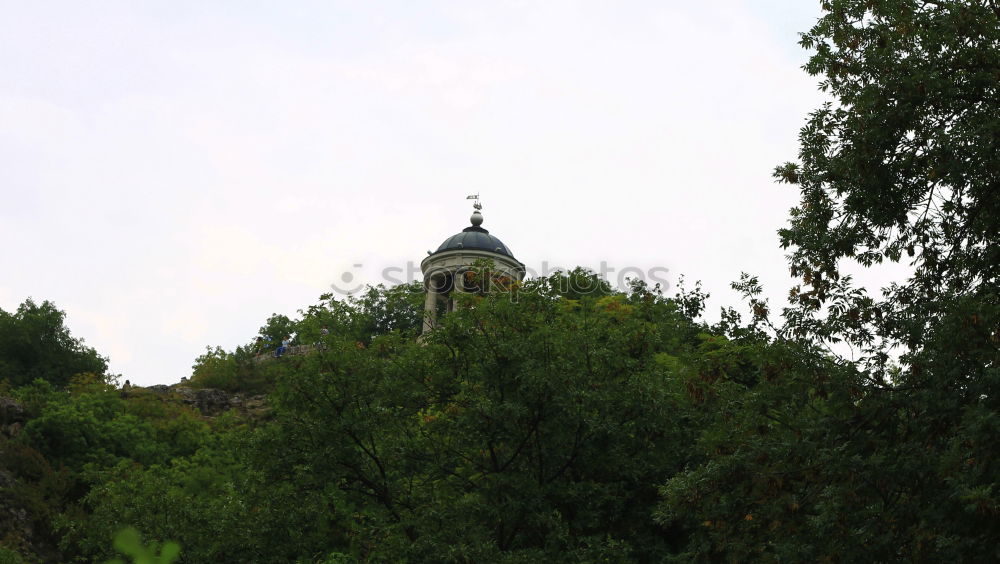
xmin=433 ymin=226 xmax=516 ymax=259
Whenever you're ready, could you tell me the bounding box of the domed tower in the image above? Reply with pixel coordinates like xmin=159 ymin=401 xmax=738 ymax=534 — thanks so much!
xmin=421 ymin=197 xmax=525 ymax=333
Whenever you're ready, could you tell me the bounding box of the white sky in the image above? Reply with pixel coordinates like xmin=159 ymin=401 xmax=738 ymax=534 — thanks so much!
xmin=2 ymin=1 xmax=835 ymax=385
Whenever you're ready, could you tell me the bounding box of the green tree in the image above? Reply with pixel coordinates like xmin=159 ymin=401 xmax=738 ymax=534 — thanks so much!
xmin=773 ymin=0 xmax=999 ymax=366
xmin=659 ymin=1 xmax=1000 ymax=560
xmin=63 ymin=444 xmax=246 ymax=562
xmin=774 ymin=1 xmax=999 ymax=557
xmin=104 ymin=527 xmax=180 ymax=564
xmin=189 ymin=347 xmax=240 ymax=391
xmin=0 ymin=299 xmax=108 ymax=388
xmin=248 ymin=273 xmax=705 ymax=561
xmin=257 ymin=314 xmax=296 ymax=346
xmin=298 ymin=282 xmax=425 ymax=346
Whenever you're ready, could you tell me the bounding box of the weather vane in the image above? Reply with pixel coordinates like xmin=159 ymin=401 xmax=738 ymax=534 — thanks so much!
xmin=466 ymin=193 xmax=482 ymax=210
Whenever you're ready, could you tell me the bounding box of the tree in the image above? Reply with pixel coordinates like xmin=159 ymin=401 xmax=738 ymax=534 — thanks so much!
xmin=773 ymin=0 xmax=998 ymax=370
xmin=188 ymin=347 xmax=241 ymax=391
xmin=256 ymin=314 xmax=296 ymax=346
xmin=0 ymin=299 xmax=108 ymax=388
xmin=658 ymin=1 xmax=1000 ymax=560
xmin=774 ymin=7 xmax=999 ymax=552
xmin=246 ymin=273 xmax=706 ymax=561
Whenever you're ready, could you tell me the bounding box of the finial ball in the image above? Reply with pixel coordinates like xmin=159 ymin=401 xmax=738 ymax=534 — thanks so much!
xmin=470 ymin=210 xmax=484 ymax=226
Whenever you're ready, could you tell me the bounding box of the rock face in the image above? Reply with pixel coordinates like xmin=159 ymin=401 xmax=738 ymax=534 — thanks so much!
xmin=172 ymin=387 xmax=235 ymax=416
xmin=0 ymin=397 xmax=25 ymax=423
xmin=0 ymin=503 xmax=33 ymax=558
xmin=0 ymin=397 xmax=62 ymax=563
xmin=134 ymin=384 xmax=268 ymax=417
xmin=0 ymin=396 xmax=25 ymax=438
xmin=170 ymin=386 xmax=269 ymax=418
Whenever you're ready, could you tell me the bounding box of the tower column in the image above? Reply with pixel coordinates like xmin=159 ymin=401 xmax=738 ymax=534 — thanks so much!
xmin=422 ymin=275 xmax=441 ymax=334
xmin=449 ymin=270 xmax=465 ymax=312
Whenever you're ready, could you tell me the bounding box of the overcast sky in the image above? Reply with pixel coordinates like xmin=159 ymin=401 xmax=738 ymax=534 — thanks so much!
xmin=3 ymin=1 xmax=836 ymax=385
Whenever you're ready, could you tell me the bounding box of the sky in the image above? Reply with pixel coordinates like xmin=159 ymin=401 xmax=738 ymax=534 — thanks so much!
xmin=2 ymin=0 xmax=839 ymax=385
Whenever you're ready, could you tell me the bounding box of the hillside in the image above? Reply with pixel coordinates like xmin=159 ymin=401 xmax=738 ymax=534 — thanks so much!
xmin=3 ymin=1 xmax=999 ymax=560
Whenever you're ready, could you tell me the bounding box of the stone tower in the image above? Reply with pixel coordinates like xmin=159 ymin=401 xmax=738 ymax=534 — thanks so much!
xmin=420 ymin=200 xmax=525 ymax=333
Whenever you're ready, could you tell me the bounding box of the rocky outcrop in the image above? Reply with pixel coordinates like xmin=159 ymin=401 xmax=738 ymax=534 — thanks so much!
xmin=0 ymin=397 xmax=24 ymax=422
xmin=152 ymin=386 xmax=269 ymax=418
xmin=172 ymin=387 xmax=238 ymax=416
xmin=129 ymin=384 xmax=270 ymax=418
xmin=0 ymin=397 xmax=62 ymax=563
xmin=0 ymin=396 xmax=25 ymax=439
xmin=0 ymin=502 xmax=33 ymax=560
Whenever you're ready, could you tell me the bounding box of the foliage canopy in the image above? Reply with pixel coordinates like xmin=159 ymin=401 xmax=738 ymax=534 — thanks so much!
xmin=2 ymin=1 xmax=999 ymax=561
